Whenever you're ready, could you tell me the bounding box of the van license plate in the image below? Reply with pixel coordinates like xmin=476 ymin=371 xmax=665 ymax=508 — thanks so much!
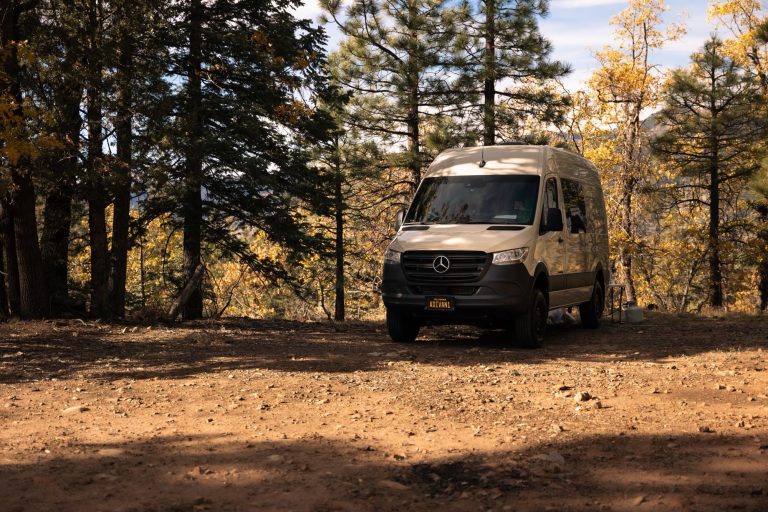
xmin=426 ymin=296 xmax=454 ymax=311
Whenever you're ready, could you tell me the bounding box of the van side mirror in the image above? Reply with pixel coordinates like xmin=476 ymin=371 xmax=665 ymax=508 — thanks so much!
xmin=544 ymin=208 xmax=564 ymax=232
xmin=394 ymin=209 xmax=405 ymax=231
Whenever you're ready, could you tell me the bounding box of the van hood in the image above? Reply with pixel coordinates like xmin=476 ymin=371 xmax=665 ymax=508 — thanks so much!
xmin=389 ymin=224 xmax=535 ymax=254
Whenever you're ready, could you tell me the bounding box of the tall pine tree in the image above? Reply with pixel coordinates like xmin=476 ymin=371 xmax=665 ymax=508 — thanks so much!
xmin=1 ymin=0 xmax=50 ymax=319
xmin=455 ymin=0 xmax=569 ymax=145
xmin=653 ymin=37 xmax=767 ymax=307
xmin=157 ymin=0 xmax=334 ymax=320
xmin=313 ymin=92 xmax=383 ymax=322
xmin=321 ymin=0 xmax=459 ymax=193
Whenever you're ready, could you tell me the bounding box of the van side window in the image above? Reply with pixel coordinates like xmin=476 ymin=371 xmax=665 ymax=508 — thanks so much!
xmin=541 ymin=178 xmax=559 ymax=229
xmin=562 ymin=179 xmax=588 ymax=234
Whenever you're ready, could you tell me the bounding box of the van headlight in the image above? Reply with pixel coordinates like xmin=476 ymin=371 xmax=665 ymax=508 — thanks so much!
xmin=492 ymin=247 xmax=529 ymax=265
xmin=384 ymin=248 xmax=402 ymax=264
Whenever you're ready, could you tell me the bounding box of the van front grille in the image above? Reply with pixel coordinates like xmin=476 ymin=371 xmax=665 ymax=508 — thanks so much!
xmin=401 ymin=251 xmax=490 ymax=283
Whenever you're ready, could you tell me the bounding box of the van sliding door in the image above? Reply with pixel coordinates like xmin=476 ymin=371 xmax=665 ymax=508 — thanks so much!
xmin=561 ymin=179 xmax=594 ymax=303
xmin=537 ymin=176 xmax=568 ymax=308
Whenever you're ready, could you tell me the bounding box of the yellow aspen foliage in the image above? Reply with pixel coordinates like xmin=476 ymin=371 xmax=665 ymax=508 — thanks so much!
xmin=125 ymin=214 xmax=185 ymax=316
xmin=709 ymin=0 xmax=768 ymax=85
xmin=585 ymin=0 xmax=685 ymax=304
xmin=65 ymin=203 xmax=389 ymax=321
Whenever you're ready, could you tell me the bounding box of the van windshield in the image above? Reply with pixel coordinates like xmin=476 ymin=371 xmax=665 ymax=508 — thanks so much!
xmin=405 ymin=175 xmax=540 ymax=225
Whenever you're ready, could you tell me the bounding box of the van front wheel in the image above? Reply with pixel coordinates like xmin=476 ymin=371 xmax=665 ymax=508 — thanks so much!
xmin=386 ymin=308 xmax=420 ymax=343
xmin=514 ymin=288 xmax=547 ymax=348
xmin=579 ymin=281 xmax=604 ymax=329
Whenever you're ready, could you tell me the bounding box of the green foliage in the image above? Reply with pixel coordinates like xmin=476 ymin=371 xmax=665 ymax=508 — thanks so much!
xmin=139 ymin=0 xmax=336 ymax=283
xmin=322 ymin=0 xmax=461 ymax=190
xmin=654 ymin=37 xmax=766 ymax=184
xmin=4 ymin=0 xmax=768 ymax=320
xmin=454 ymin=0 xmax=570 ymax=141
xmin=652 ymin=36 xmax=768 ymax=308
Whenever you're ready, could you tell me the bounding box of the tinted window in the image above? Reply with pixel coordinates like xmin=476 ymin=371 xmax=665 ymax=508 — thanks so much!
xmin=405 ymin=175 xmax=540 ymax=225
xmin=562 ymin=179 xmax=588 ymax=234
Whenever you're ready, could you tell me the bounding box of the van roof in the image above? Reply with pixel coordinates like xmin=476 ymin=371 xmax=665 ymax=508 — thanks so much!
xmin=424 ymin=145 xmax=599 ymax=181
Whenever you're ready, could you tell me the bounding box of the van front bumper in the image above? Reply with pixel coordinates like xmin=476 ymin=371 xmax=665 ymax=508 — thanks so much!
xmin=381 ymin=260 xmax=534 ymax=324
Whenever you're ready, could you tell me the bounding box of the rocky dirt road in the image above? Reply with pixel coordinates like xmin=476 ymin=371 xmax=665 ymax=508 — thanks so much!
xmin=1 ymin=313 xmax=767 ymax=511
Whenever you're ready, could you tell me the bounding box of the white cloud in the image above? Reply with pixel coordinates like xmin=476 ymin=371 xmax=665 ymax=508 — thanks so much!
xmin=540 ymin=0 xmax=718 ymax=91
xmin=543 ymin=24 xmax=613 ymax=51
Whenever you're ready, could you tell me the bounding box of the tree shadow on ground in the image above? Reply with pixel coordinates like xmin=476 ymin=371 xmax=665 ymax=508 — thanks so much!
xmin=2 ymin=430 xmax=766 ymax=512
xmin=0 ymin=312 xmax=766 ymax=383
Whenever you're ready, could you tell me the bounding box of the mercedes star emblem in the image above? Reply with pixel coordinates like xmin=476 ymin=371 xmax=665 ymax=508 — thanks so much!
xmin=432 ymin=255 xmax=450 ymax=274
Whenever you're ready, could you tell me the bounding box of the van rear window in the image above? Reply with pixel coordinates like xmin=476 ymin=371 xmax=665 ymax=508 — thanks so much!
xmin=405 ymin=175 xmax=540 ymax=225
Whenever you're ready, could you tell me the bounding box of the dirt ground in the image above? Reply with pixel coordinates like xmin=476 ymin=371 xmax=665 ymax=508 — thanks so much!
xmin=1 ymin=313 xmax=767 ymax=512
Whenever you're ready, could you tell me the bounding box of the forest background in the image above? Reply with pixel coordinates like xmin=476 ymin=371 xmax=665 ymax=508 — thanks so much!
xmin=0 ymin=0 xmax=767 ymax=323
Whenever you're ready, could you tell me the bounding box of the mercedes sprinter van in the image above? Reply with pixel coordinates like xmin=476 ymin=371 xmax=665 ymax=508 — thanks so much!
xmin=381 ymin=144 xmax=609 ymax=347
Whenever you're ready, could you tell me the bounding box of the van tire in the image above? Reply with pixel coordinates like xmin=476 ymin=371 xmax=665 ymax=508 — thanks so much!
xmin=514 ymin=288 xmax=547 ymax=348
xmin=386 ymin=308 xmax=420 ymax=343
xmin=579 ymin=281 xmax=604 ymax=329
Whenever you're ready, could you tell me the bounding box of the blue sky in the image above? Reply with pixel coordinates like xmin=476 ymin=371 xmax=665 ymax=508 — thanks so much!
xmin=543 ymin=0 xmax=714 ymax=89
xmin=295 ymin=0 xmax=719 ymax=91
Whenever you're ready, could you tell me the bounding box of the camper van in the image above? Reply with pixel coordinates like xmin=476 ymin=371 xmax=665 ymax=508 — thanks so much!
xmin=381 ymin=144 xmax=609 ymax=347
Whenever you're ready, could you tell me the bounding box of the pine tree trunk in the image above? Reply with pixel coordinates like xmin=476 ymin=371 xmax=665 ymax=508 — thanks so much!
xmin=85 ymin=0 xmax=110 ymax=318
xmin=708 ymin=143 xmax=723 ymax=308
xmin=41 ymin=44 xmax=80 ymax=316
xmin=88 ymin=195 xmax=110 ymax=317
xmin=0 ymin=235 xmax=8 ymax=319
xmin=334 ymin=153 xmax=345 ymax=322
xmin=140 ymin=236 xmax=146 ymax=307
xmin=40 ymin=186 xmax=73 ymax=314
xmin=169 ymin=263 xmax=205 ymax=321
xmin=0 ymin=203 xmax=9 ymax=318
xmin=759 ymin=238 xmax=768 ymax=311
xmin=400 ymin=2 xmax=421 ymax=193
xmin=753 ymin=57 xmax=768 ymax=310
xmin=406 ymin=96 xmax=420 ymax=193
xmin=707 ymin=71 xmax=724 ymax=309
xmin=1 ymin=200 xmax=21 ymax=316
xmin=756 ymin=204 xmax=768 ymax=311
xmin=182 ymin=0 xmax=204 ymax=320
xmin=110 ymin=24 xmax=134 ymax=318
xmin=2 ymin=3 xmax=48 ymax=319
xmin=11 ymin=170 xmax=49 ymax=318
xmin=483 ymin=0 xmax=496 ymax=146
xmin=405 ymin=61 xmax=420 ymax=192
